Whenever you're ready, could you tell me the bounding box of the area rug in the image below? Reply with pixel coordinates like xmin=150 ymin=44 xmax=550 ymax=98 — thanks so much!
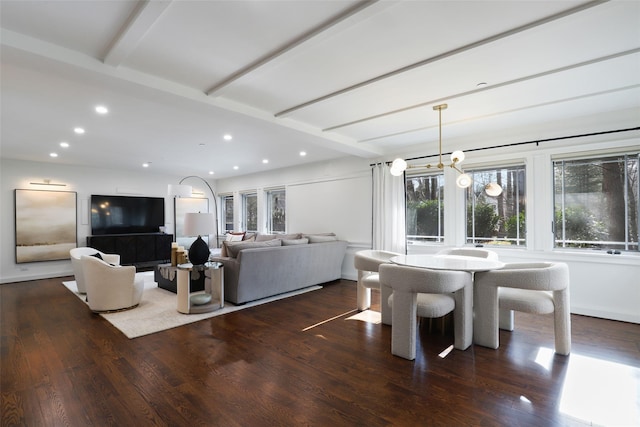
xmin=62 ymin=271 xmax=321 ymax=339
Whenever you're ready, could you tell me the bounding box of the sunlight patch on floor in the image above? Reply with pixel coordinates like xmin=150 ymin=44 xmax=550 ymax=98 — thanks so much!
xmin=559 ymin=351 xmax=640 ymax=426
xmin=346 ymin=310 xmax=381 ymax=324
xmin=301 ymin=309 xmax=357 ymax=331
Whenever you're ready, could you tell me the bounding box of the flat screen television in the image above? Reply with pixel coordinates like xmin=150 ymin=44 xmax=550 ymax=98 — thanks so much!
xmin=91 ymin=195 xmax=165 ymax=235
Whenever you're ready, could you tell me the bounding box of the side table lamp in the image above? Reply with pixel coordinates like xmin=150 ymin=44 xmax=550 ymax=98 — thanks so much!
xmin=183 ymin=212 xmax=215 ymax=265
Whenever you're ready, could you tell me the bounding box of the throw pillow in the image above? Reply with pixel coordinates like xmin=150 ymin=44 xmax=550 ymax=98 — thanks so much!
xmin=225 ymin=232 xmax=245 ymax=242
xmin=243 ymin=232 xmax=257 ymax=241
xmin=226 ymin=239 xmax=282 ymax=258
xmin=282 ymin=238 xmax=309 ymax=246
xmin=307 ymin=235 xmax=338 ymax=243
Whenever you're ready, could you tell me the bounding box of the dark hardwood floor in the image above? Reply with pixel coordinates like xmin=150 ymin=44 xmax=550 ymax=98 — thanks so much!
xmin=2 ymin=277 xmax=639 ymax=426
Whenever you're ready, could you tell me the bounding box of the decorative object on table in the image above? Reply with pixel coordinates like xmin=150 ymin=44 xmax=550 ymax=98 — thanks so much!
xmin=14 ymin=189 xmax=77 ymax=263
xmin=168 ymin=176 xmax=219 ymax=248
xmin=388 ymin=104 xmax=502 ymax=196
xmin=175 ymin=196 xmax=209 ymax=249
xmin=183 ymin=212 xmax=215 ymax=265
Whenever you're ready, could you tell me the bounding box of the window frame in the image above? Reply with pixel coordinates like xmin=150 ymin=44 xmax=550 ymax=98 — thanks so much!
xmin=553 ymin=152 xmax=639 ymax=252
xmin=220 ymin=194 xmax=234 ymax=233
xmin=405 ymin=170 xmax=446 ymax=245
xmin=241 ymin=192 xmax=258 ymax=232
xmin=266 ymin=187 xmax=286 ymax=234
xmin=464 ymin=164 xmax=527 ymax=247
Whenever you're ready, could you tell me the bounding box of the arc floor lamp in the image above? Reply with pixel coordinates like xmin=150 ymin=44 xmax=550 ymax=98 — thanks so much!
xmin=168 ymin=176 xmax=219 ymax=265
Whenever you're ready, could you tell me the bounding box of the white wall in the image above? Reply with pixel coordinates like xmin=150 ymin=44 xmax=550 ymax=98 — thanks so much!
xmin=0 ymin=159 xmax=186 ymax=283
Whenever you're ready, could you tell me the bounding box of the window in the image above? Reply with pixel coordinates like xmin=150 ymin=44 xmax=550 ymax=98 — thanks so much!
xmin=554 ymin=153 xmax=639 ymax=251
xmin=221 ymin=195 xmax=234 ymax=232
xmin=466 ymin=166 xmax=526 ymax=246
xmin=242 ymin=192 xmax=258 ymax=232
xmin=406 ymin=173 xmax=444 ymax=243
xmin=267 ymin=188 xmax=286 ymax=233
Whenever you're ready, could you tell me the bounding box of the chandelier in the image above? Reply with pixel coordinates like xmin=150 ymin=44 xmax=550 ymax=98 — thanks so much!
xmin=389 ymin=103 xmax=502 ymax=197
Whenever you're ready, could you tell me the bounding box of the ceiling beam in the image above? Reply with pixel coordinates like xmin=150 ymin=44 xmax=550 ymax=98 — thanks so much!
xmin=275 ymin=0 xmax=609 ymax=118
xmin=102 ymin=0 xmax=173 ymax=66
xmin=324 ymin=48 xmax=640 ymax=136
xmin=205 ymin=0 xmax=380 ymax=96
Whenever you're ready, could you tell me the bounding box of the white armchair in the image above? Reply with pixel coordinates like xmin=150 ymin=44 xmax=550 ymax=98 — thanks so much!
xmin=353 ymin=250 xmax=401 ymax=323
xmin=379 ymin=263 xmax=473 ymax=360
xmin=473 ymin=262 xmax=571 ymax=355
xmin=70 ymin=247 xmax=120 ymax=294
xmin=81 ymin=255 xmax=144 ymax=312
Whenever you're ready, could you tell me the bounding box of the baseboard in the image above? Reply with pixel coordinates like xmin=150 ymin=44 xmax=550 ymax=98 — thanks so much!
xmin=1 ymin=270 xmax=73 ymax=284
xmin=571 ymin=306 xmax=639 ymax=324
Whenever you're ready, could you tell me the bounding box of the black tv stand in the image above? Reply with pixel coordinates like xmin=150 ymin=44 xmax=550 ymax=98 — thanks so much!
xmin=86 ymin=233 xmax=173 ymax=268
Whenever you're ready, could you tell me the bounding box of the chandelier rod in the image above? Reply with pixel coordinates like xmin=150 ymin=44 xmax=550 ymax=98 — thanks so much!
xmin=377 ymin=126 xmax=640 ymax=166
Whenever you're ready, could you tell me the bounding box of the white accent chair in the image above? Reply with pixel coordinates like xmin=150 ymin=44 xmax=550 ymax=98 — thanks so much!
xmin=354 ymin=250 xmax=400 ymax=324
xmin=473 ymin=262 xmax=571 ymax=355
xmin=81 ymin=255 xmax=144 ymax=312
xmin=379 ymin=263 xmax=473 ymax=360
xmin=436 ymin=247 xmax=499 ymax=260
xmin=70 ymin=247 xmax=121 ymax=294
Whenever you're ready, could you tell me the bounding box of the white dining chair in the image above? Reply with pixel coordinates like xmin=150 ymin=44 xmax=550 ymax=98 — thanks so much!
xmin=473 ymin=262 xmax=571 ymax=355
xmin=353 ymin=250 xmax=401 ymax=323
xmin=379 ymin=263 xmax=473 ymax=360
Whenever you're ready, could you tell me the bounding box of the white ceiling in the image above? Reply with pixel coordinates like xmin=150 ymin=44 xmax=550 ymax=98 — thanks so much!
xmin=1 ymin=0 xmax=639 ymax=179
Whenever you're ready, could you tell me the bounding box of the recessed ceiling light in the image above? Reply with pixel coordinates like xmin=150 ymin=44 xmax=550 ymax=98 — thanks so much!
xmin=50 ymin=152 xmax=58 ymax=158
xmin=477 ymin=82 xmax=488 ymax=88
xmin=300 ymin=151 xmax=307 ymax=157
xmin=60 ymin=142 xmax=69 ymax=148
xmin=74 ymin=127 xmax=85 ymax=134
xmin=224 ymin=134 xmax=232 ymax=141
xmin=262 ymin=159 xmax=269 ymax=164
xmin=95 ymin=105 xmax=108 ymax=115
xmin=208 ymin=171 xmax=214 ymax=175
xmin=233 ymin=166 xmax=239 ymax=170
xmin=142 ymin=162 xmax=150 ymax=168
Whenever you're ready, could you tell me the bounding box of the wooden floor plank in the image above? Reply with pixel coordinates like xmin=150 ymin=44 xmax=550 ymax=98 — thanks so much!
xmin=1 ymin=277 xmax=639 ymax=426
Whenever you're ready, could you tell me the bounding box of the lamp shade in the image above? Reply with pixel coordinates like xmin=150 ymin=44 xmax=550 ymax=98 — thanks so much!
xmin=390 ymin=158 xmax=407 ymax=176
xmin=168 ymin=184 xmax=192 ymax=198
xmin=456 ymin=173 xmax=472 ymax=189
xmin=485 ymin=182 xmax=503 ymax=197
xmin=183 ymin=212 xmax=215 ymax=237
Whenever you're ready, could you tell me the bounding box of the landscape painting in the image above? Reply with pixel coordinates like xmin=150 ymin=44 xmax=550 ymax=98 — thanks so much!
xmin=175 ymin=197 xmax=209 ymax=249
xmin=15 ymin=189 xmax=77 ymax=263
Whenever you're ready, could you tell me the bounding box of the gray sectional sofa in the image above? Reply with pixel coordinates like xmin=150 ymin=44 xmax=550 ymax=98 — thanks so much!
xmin=212 ymin=234 xmax=347 ymax=304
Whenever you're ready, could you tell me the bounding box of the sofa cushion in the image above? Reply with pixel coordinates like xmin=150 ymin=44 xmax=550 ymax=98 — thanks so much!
xmin=226 ymin=239 xmax=282 ymax=258
xmin=256 ymin=233 xmax=302 ymax=242
xmin=282 ymin=238 xmax=309 ymax=246
xmin=307 ymin=234 xmax=338 ymax=243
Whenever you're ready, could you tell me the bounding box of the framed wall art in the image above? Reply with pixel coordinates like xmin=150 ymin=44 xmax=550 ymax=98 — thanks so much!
xmin=174 ymin=197 xmax=209 ymax=249
xmin=15 ymin=189 xmax=77 ymax=263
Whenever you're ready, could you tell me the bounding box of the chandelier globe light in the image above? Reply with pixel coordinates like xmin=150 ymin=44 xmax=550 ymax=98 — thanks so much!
xmin=389 ymin=103 xmax=502 ymax=196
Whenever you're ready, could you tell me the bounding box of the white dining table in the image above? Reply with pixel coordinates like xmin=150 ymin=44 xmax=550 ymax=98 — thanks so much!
xmin=390 ymin=254 xmax=505 ymax=272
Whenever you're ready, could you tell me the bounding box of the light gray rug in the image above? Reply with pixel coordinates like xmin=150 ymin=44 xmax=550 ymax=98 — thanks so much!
xmin=62 ymin=271 xmax=321 ymax=339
